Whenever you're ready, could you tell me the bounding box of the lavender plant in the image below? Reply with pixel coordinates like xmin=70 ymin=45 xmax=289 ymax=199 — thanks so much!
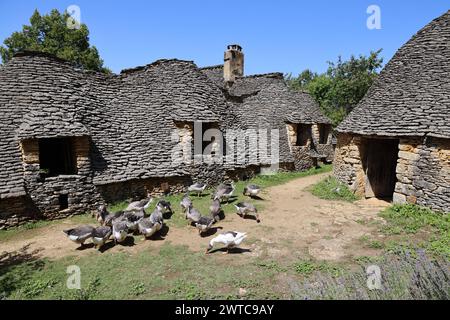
xmin=292 ymin=250 xmax=449 ymax=300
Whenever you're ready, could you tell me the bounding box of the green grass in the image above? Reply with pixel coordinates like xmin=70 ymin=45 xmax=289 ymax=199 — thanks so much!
xmin=354 ymin=255 xmax=381 ymax=265
xmin=0 ymin=243 xmax=287 ymax=299
xmin=0 ymin=220 xmax=56 ymax=242
xmin=359 ymin=235 xmax=384 ymax=249
xmin=2 ymin=165 xmax=448 ymax=300
xmin=0 ymin=166 xmax=333 ymax=300
xmin=293 ymin=260 xmax=345 ymax=277
xmin=0 ymin=213 xmax=98 ymax=242
xmin=309 ymin=176 xmax=359 ymax=202
xmin=379 ymin=204 xmax=449 ymax=259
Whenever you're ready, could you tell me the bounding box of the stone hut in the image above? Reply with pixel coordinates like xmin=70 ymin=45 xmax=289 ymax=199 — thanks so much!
xmin=0 ymin=45 xmax=332 ymax=228
xmin=334 ymin=11 xmax=449 ymax=213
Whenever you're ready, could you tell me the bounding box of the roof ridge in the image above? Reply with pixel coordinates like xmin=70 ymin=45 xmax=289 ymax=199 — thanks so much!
xmin=11 ymin=50 xmax=113 ymax=77
xmin=241 ymin=72 xmax=284 ymax=79
xmin=13 ymin=50 xmax=70 ymax=63
xmin=200 ymin=64 xmax=223 ymax=70
xmin=119 ymin=58 xmax=196 ymax=75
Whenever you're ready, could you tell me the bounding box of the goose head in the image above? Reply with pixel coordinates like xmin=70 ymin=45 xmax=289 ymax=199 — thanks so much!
xmin=205 ymin=240 xmax=214 ymax=254
xmin=143 ymin=197 xmax=154 ymax=210
xmin=95 ymin=205 xmax=108 ymax=224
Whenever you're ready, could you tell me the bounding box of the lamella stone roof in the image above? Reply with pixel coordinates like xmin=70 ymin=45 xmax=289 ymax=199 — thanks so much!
xmin=0 ymin=50 xmax=332 ymax=198
xmin=337 ymin=10 xmax=450 ymax=138
xmin=18 ymin=114 xmax=89 ymax=139
xmin=209 ymin=72 xmax=331 ymax=164
xmin=0 ymin=52 xmax=227 ymax=197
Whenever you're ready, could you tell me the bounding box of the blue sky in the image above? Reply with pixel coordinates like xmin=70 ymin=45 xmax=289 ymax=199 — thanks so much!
xmin=0 ymin=1 xmax=448 ymax=75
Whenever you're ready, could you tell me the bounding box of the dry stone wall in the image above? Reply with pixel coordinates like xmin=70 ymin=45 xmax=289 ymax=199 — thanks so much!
xmin=335 ymin=133 xmax=449 ymax=212
xmin=333 ymin=133 xmax=366 ymax=197
xmin=20 ymin=136 xmax=102 ymax=221
xmin=97 ymin=176 xmax=190 ymax=204
xmin=393 ymin=137 xmax=449 ymax=212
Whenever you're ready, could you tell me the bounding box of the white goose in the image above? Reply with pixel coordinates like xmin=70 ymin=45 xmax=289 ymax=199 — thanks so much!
xmin=125 ymin=195 xmax=153 ymax=212
xmin=138 ymin=217 xmax=162 ymax=239
xmin=206 ymin=231 xmax=247 ymax=254
xmin=213 ymin=182 xmax=235 ymax=203
xmin=180 ymin=192 xmax=192 ymax=213
xmin=235 ymin=202 xmax=260 ymax=223
xmin=63 ymin=225 xmax=95 ymax=247
xmin=188 ymin=182 xmax=207 ymax=197
xmin=243 ymin=184 xmax=261 ymax=198
xmin=186 ymin=204 xmax=201 ymax=223
xmin=112 ymin=219 xmax=129 ymax=243
xmin=92 ymin=226 xmax=112 ymax=249
xmin=195 ymin=215 xmax=215 ymax=235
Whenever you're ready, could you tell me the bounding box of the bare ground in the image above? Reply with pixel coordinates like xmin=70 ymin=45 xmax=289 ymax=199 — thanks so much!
xmin=0 ymin=172 xmax=390 ymax=263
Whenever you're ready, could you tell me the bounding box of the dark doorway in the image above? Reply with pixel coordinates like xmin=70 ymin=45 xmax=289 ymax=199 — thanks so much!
xmin=296 ymin=124 xmax=311 ymax=146
xmin=59 ymin=194 xmax=69 ymax=210
xmin=363 ymin=138 xmax=399 ymax=199
xmin=318 ymin=124 xmax=331 ymax=144
xmin=39 ymin=138 xmax=77 ymax=176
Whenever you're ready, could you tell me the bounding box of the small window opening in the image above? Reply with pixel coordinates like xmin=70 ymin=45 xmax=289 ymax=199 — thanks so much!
xmin=39 ymin=138 xmax=77 ymax=176
xmin=319 ymin=124 xmax=330 ymax=144
xmin=59 ymin=194 xmax=69 ymax=210
xmin=296 ymin=124 xmax=311 ymax=146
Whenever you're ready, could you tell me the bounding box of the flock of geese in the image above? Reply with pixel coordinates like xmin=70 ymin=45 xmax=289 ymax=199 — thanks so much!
xmin=63 ymin=182 xmax=262 ymax=254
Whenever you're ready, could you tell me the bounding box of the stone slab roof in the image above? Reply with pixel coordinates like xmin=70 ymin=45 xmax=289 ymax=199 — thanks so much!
xmin=221 ymin=73 xmax=331 ymax=164
xmin=201 ymin=66 xmax=330 ymax=125
xmin=0 ymin=50 xmax=332 ymax=198
xmin=337 ymin=10 xmax=450 ymax=139
xmin=0 ymin=52 xmax=226 ymax=197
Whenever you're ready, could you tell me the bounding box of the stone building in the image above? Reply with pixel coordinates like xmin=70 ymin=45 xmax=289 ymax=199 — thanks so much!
xmin=334 ymin=11 xmax=449 ymax=213
xmin=0 ymin=44 xmax=332 ymax=228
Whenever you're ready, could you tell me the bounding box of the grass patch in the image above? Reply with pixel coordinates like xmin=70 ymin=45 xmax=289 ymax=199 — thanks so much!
xmin=354 ymin=256 xmax=381 ymax=265
xmin=255 ymin=259 xmax=287 ymax=272
xmin=0 ymin=220 xmax=56 ymax=242
xmin=309 ymin=176 xmax=359 ymax=202
xmin=0 ymin=214 xmax=98 ymax=242
xmin=249 ymin=164 xmax=332 ymax=187
xmin=359 ymin=235 xmax=384 ymax=249
xmin=293 ymin=260 xmax=344 ymax=277
xmin=379 ymin=204 xmax=449 ymax=259
xmin=0 ymin=243 xmax=281 ymax=299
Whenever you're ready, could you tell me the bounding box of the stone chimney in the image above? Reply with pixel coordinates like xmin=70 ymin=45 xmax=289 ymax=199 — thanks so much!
xmin=223 ymin=44 xmax=244 ymax=84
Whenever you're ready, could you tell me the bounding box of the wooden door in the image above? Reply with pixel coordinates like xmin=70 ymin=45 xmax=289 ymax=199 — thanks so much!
xmin=364 ymin=139 xmax=399 ymax=198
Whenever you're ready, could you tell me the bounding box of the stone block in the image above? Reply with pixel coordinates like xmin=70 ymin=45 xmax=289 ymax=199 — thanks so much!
xmin=393 ymin=192 xmax=407 ymax=204
xmin=398 ymin=151 xmax=419 ymax=161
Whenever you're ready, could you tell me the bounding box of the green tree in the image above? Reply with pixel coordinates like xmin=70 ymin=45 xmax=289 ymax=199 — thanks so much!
xmin=285 ymin=69 xmax=318 ymax=91
xmin=287 ymin=50 xmax=383 ymax=127
xmin=0 ymin=9 xmax=110 ymax=73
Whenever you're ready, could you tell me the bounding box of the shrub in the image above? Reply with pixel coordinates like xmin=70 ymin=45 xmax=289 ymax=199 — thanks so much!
xmin=291 ymin=250 xmax=449 ymax=300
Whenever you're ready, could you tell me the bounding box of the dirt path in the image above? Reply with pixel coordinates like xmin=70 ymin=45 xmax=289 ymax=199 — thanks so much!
xmin=0 ymin=172 xmax=390 ymax=262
